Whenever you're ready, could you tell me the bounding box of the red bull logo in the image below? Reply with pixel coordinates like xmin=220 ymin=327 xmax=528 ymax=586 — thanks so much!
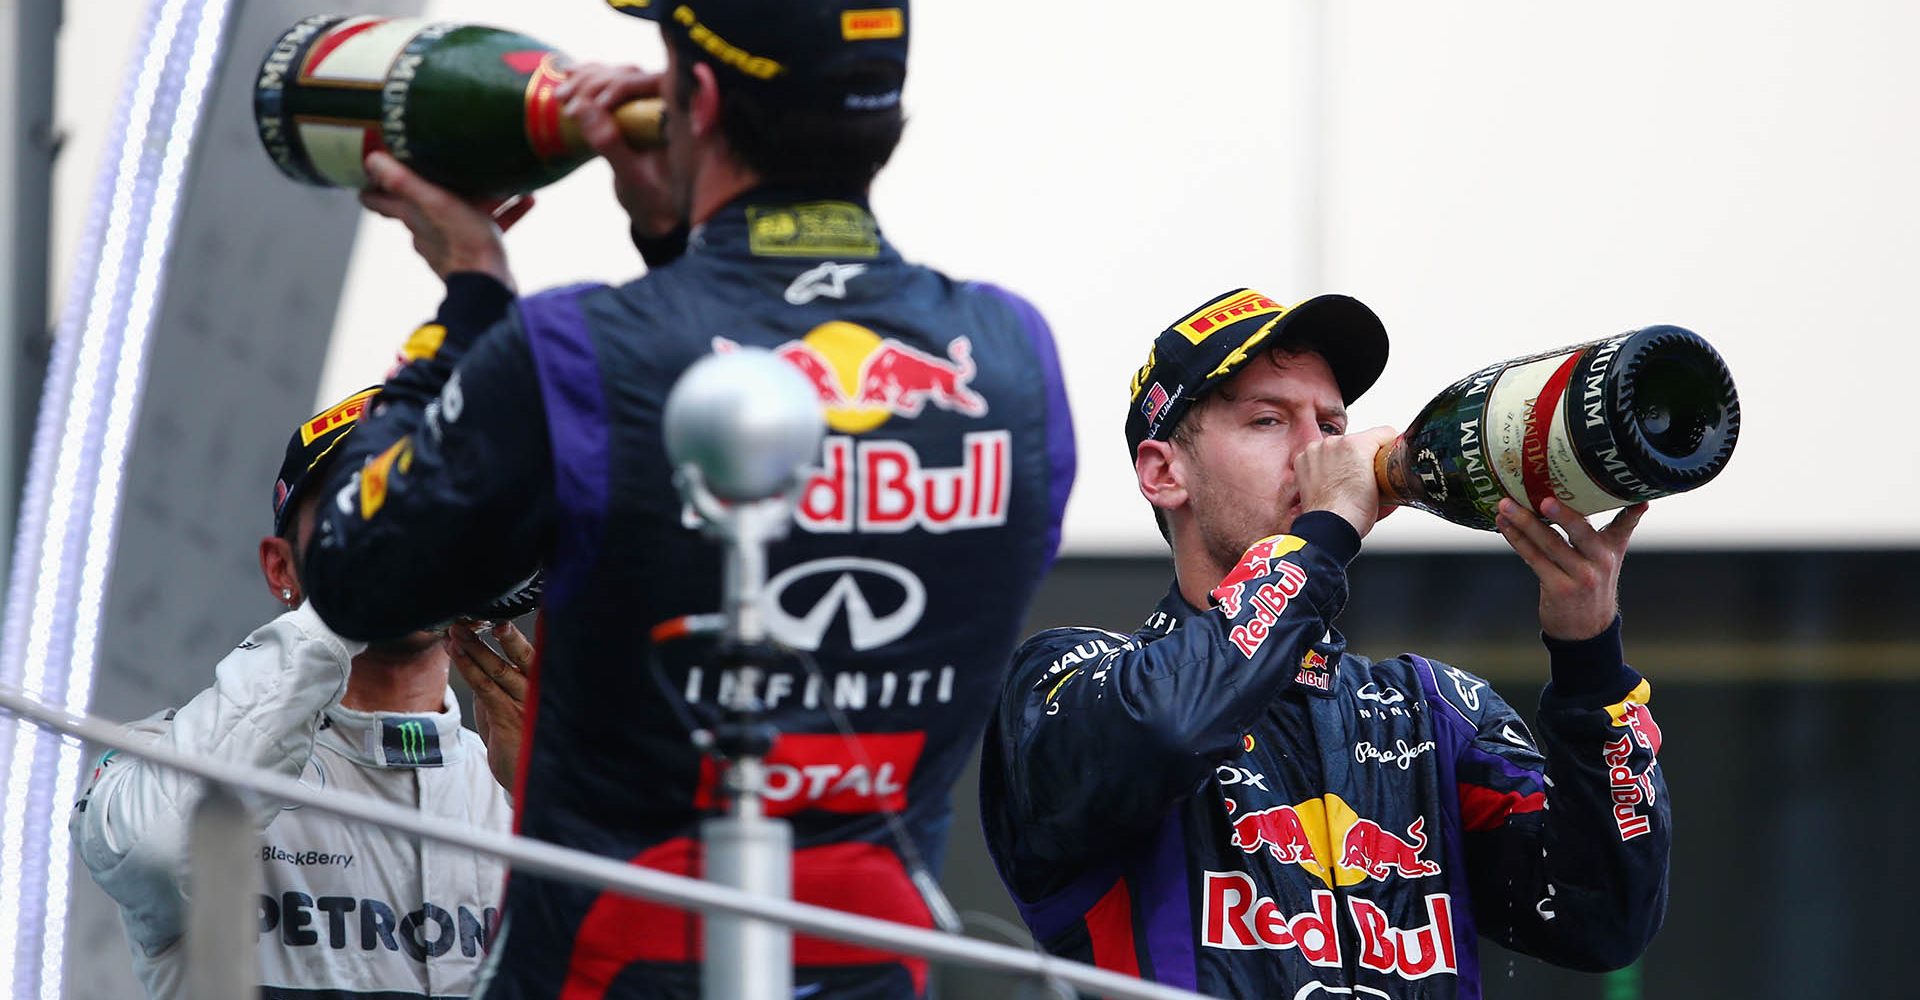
xmin=794 ymin=431 xmax=1009 ymax=534
xmin=1201 ymin=873 xmax=1459 ymax=979
xmin=1604 ymin=734 xmax=1657 ymax=841
xmin=1606 ymin=679 xmax=1663 ymax=755
xmin=1225 ymin=565 xmax=1310 ymax=659
xmin=717 ymin=323 xmax=988 ymax=434
xmin=1295 ymin=648 xmax=1332 ymax=692
xmin=1226 ymin=793 xmax=1442 ymax=888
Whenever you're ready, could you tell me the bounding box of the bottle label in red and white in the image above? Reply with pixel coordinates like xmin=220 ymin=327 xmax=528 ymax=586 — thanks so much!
xmin=1483 ymin=347 xmax=1627 ymax=514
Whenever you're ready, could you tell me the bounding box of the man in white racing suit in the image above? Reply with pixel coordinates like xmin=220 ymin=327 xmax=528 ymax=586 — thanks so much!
xmin=70 ymin=388 xmax=526 ymax=998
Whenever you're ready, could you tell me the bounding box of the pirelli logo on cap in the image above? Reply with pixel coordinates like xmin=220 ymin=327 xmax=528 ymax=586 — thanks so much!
xmin=843 ymin=8 xmax=905 ymax=40
xmin=300 ymin=387 xmax=379 ymax=445
xmin=1172 ymin=290 xmax=1285 ymax=345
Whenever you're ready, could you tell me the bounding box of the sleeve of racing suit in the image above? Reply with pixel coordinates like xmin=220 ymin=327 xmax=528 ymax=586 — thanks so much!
xmin=67 ymin=605 xmax=361 ymax=955
xmin=302 ymin=274 xmax=557 ymax=640
xmin=994 ymin=512 xmax=1360 ymax=866
xmin=1437 ymin=619 xmax=1670 ymax=972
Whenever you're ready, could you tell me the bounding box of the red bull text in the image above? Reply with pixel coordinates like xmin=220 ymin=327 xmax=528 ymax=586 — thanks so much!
xmin=1202 ymin=874 xmax=1459 ymax=979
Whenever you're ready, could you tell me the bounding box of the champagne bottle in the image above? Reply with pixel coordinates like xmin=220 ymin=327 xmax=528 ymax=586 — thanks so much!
xmin=1374 ymin=326 xmax=1740 ymax=531
xmin=254 ymin=15 xmax=664 ymax=200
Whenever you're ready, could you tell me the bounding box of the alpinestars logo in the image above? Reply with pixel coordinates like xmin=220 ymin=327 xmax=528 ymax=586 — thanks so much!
xmin=785 ymin=261 xmax=868 ymax=304
xmin=382 ymin=718 xmax=442 ymax=767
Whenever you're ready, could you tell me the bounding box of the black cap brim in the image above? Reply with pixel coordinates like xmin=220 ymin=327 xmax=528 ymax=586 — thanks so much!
xmin=1261 ymin=294 xmax=1389 ymax=405
xmin=606 ymin=0 xmax=666 ymax=20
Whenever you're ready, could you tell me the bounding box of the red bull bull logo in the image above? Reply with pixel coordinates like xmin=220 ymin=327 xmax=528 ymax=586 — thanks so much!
xmin=1295 ymin=648 xmax=1332 ymax=692
xmin=1603 ymin=679 xmax=1660 ymax=841
xmin=1606 ymin=679 xmax=1663 ymax=754
xmin=1226 ymin=793 xmax=1442 ymax=888
xmin=716 ymin=323 xmax=988 ymax=434
xmin=1201 ymin=873 xmax=1459 ymax=979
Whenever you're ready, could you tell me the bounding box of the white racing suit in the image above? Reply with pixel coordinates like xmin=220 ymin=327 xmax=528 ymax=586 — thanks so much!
xmin=70 ymin=604 xmax=513 ymax=998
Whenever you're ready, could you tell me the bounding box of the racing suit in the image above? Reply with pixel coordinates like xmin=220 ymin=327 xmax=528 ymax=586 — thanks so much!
xmin=300 ymin=190 xmax=1076 ymax=998
xmin=980 ymin=512 xmax=1669 ymax=998
xmin=70 ymin=604 xmax=514 ymax=999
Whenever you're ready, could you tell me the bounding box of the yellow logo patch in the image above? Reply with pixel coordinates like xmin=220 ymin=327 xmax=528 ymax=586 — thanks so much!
xmin=400 ymin=324 xmax=447 ymax=364
xmin=359 ymin=437 xmax=411 ymax=520
xmin=747 ymin=202 xmax=881 ymax=258
xmin=1172 ymin=289 xmax=1286 ymax=346
xmin=842 ymin=8 xmax=905 ymax=40
xmin=300 ymin=387 xmax=379 ymax=446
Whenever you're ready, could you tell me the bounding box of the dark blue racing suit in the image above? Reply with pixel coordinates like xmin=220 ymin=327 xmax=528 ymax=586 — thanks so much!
xmin=980 ymin=513 xmax=1668 ymax=998
xmin=303 ymin=191 xmax=1075 ymax=999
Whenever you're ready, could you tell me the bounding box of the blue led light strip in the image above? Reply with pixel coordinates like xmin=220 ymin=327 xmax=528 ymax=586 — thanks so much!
xmin=0 ymin=0 xmax=234 ymax=992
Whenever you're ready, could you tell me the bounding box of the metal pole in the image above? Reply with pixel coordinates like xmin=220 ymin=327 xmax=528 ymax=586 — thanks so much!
xmin=0 ymin=685 xmax=1214 ymax=1000
xmin=701 ymin=494 xmax=794 ymax=1000
xmin=2 ymin=0 xmax=58 ymax=597
xmin=184 ymin=783 xmax=259 ymax=1000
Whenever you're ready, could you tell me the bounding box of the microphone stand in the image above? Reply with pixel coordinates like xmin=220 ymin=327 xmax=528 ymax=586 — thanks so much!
xmin=663 ymin=347 xmax=827 ymax=1000
xmin=678 ymin=464 xmax=798 ymax=1000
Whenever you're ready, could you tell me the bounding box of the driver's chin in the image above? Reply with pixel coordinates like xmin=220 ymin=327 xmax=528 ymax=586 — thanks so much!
xmin=367 ymin=628 xmax=444 ymax=657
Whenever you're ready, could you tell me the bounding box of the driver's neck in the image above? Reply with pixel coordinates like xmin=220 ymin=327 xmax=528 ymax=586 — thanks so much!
xmin=341 ymin=640 xmax=449 ymax=713
xmin=1173 ymin=535 xmax=1231 ymax=612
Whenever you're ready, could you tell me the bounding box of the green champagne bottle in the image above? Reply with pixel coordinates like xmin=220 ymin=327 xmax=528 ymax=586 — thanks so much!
xmin=1375 ymin=326 xmax=1741 ymax=530
xmin=254 ymin=14 xmax=664 ymax=199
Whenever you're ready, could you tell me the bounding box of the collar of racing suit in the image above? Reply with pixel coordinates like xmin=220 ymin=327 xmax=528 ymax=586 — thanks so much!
xmin=686 ymin=185 xmax=903 ymax=262
xmin=1145 ymin=582 xmax=1348 ymax=700
xmin=320 ymin=688 xmax=465 ymax=769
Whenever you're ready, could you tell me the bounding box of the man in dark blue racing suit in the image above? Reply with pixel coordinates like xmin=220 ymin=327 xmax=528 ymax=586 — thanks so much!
xmin=980 ymin=289 xmax=1668 ymax=997
xmin=299 ymin=2 xmax=1075 ymax=997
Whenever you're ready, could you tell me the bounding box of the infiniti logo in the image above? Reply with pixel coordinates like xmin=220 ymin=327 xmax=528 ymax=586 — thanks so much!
xmin=763 ymin=557 xmax=926 ymax=651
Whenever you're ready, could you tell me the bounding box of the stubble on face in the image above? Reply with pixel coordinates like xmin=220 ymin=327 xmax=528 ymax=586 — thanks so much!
xmin=1172 ymin=350 xmax=1327 ymax=578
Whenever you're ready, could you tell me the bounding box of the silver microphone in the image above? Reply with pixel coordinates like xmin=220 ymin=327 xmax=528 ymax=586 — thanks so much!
xmin=664 ymin=348 xmax=826 ymax=504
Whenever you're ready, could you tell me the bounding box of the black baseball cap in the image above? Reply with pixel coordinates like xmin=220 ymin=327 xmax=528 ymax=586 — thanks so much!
xmin=606 ymin=0 xmax=909 ymax=111
xmin=273 ymin=387 xmax=379 ymax=536
xmin=1125 ymin=289 xmax=1389 ymax=459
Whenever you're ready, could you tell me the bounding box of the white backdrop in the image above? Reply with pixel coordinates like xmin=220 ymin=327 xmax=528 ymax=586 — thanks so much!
xmin=55 ymin=0 xmax=1920 ymax=553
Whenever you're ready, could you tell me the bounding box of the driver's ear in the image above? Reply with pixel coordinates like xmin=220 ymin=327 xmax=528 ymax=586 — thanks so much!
xmin=1136 ymin=439 xmax=1187 ymax=514
xmin=259 ymin=537 xmax=300 ymax=607
xmin=687 ymin=61 xmax=723 ymax=140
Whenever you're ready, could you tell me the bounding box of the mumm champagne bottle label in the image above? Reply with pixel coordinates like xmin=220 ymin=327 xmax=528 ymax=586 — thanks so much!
xmin=256 ymin=16 xmax=655 ymax=198
xmin=257 ymin=16 xmax=445 ymax=189
xmin=1381 ymin=326 xmax=1739 ymax=531
xmin=1481 ymin=335 xmax=1653 ymax=515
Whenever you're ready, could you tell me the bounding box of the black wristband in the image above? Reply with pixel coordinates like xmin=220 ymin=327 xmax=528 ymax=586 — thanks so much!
xmin=1542 ymin=615 xmax=1637 ymax=702
xmin=437 ymin=272 xmax=516 ymax=344
xmin=1290 ymin=511 xmax=1363 ymax=566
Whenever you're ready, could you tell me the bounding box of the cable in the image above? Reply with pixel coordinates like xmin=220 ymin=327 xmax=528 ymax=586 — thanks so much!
xmin=645 ymin=614 xmax=964 ymax=934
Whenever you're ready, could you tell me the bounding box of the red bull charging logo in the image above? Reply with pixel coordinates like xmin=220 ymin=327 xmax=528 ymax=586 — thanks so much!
xmin=1226 ymin=793 xmax=1442 ymax=888
xmin=718 ymin=322 xmax=988 ymax=434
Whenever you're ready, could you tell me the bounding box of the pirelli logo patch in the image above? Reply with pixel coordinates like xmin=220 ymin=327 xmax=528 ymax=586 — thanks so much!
xmin=1172 ymin=290 xmax=1285 ymax=345
xmin=300 ymin=387 xmax=378 ymax=445
xmin=842 ymin=8 xmax=904 ymax=40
